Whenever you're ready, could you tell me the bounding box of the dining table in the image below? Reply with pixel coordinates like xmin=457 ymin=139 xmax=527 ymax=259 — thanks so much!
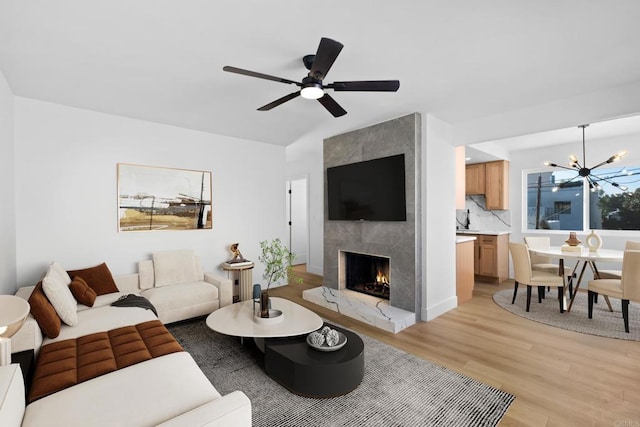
xmin=528 ymin=246 xmax=624 ymax=312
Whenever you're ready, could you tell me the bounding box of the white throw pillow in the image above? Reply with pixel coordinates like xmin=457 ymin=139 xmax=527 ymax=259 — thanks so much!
xmin=42 ymin=261 xmax=78 ymax=326
xmin=152 ymin=250 xmax=200 ymax=287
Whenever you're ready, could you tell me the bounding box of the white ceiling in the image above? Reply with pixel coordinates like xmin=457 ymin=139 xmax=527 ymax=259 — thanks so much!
xmin=1 ymin=1 xmax=640 ymax=147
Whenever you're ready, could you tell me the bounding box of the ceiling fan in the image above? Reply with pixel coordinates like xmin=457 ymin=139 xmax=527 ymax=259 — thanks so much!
xmin=223 ymin=37 xmax=400 ymax=118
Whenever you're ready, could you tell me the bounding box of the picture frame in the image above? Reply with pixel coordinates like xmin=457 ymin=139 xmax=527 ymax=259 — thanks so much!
xmin=117 ymin=163 xmax=212 ymax=232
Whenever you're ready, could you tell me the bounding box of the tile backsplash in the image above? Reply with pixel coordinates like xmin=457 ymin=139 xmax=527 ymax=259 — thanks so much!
xmin=456 ymin=195 xmax=511 ymax=231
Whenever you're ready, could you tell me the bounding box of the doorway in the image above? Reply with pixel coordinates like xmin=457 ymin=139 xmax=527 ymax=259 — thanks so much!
xmin=286 ymin=177 xmax=309 ymax=268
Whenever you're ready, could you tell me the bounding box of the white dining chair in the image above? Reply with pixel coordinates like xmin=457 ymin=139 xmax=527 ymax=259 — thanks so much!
xmin=524 ymin=236 xmax=575 ymax=297
xmin=587 ymin=249 xmax=640 ymax=333
xmin=596 ymin=240 xmax=640 ymax=279
xmin=509 ymin=242 xmax=566 ymax=313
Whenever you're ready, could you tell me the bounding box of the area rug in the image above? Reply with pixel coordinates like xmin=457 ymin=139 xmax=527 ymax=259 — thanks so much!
xmin=493 ymin=288 xmax=640 ymax=341
xmin=168 ymin=319 xmax=514 ymax=427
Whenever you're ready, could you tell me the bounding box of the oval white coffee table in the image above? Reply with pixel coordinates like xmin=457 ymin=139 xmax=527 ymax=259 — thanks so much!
xmin=206 ymin=297 xmax=323 ymax=338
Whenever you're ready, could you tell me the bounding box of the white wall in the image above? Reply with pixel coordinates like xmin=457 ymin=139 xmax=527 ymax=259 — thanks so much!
xmin=286 ymin=136 xmax=323 ymax=275
xmin=0 ymin=69 xmax=16 ymax=294
xmin=421 ymin=114 xmax=457 ymax=320
xmin=509 ymin=134 xmax=640 ymax=275
xmin=14 ymin=98 xmax=288 ymax=288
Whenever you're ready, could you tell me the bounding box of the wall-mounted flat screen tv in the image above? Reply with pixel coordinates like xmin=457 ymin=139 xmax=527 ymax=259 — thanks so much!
xmin=327 ymin=154 xmax=406 ymax=221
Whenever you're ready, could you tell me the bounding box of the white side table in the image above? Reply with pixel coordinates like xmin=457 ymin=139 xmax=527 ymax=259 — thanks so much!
xmin=220 ymin=262 xmax=254 ymax=302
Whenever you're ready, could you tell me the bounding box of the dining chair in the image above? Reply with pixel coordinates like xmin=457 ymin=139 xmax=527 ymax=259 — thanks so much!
xmin=524 ymin=236 xmax=575 ymax=297
xmin=509 ymin=242 xmax=565 ymax=312
xmin=596 ymin=240 xmax=640 ymax=279
xmin=587 ymin=249 xmax=640 ymax=333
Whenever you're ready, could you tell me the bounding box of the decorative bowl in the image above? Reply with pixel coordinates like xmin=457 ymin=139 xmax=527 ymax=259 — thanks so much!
xmin=307 ymin=330 xmax=347 ymax=352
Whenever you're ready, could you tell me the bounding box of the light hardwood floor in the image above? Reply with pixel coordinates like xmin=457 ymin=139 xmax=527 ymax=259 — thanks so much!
xmin=270 ymin=265 xmax=640 ymax=426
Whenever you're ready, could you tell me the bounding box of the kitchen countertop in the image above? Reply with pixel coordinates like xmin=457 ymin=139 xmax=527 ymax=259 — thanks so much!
xmin=456 ymin=230 xmax=511 ymax=236
xmin=456 ymin=236 xmax=477 ymax=244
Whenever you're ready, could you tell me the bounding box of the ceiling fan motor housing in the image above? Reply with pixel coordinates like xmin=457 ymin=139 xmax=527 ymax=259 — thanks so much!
xmin=303 ymin=54 xmax=315 ymax=70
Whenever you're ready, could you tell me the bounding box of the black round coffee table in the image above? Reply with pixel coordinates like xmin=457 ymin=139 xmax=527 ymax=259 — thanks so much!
xmin=263 ymin=323 xmax=364 ymax=398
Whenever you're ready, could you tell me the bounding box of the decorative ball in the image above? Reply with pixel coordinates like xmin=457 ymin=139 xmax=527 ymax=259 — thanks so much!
xmin=325 ymin=329 xmax=340 ymax=346
xmin=308 ymin=331 xmax=325 ymax=346
xmin=321 ymin=326 xmax=332 ymax=335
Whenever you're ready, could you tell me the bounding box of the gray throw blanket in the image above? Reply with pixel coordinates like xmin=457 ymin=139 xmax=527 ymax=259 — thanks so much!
xmin=111 ymin=294 xmax=158 ymax=316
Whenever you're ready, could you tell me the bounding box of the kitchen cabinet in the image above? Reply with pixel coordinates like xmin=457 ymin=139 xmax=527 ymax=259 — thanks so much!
xmin=473 ymin=234 xmax=509 ymax=283
xmin=456 ymin=238 xmax=475 ymax=305
xmin=485 ymin=160 xmax=509 ymax=210
xmin=465 ymin=160 xmax=509 ymax=210
xmin=465 ymin=163 xmax=485 ymax=195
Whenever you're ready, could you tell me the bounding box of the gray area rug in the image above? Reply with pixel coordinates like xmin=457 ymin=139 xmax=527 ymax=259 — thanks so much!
xmin=493 ymin=288 xmax=640 ymax=340
xmin=168 ymin=319 xmax=514 ymax=427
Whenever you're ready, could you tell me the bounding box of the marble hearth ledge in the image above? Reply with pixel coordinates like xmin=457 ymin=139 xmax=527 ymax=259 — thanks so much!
xmin=302 ymin=287 xmax=416 ymax=334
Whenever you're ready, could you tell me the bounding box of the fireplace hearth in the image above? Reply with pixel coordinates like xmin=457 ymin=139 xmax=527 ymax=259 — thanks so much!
xmin=342 ymin=251 xmax=390 ymax=300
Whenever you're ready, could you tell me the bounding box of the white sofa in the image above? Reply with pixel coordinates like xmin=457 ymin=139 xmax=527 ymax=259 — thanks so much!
xmin=2 ymin=252 xmax=250 ymax=426
xmin=12 ymin=251 xmax=233 ymax=354
xmin=136 ymin=250 xmax=234 ymax=324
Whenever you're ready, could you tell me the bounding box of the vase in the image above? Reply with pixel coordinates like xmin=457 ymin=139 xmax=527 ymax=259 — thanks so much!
xmin=260 ymin=290 xmax=270 ymax=318
xmin=586 ymin=230 xmax=602 ymax=252
xmin=565 ymin=232 xmax=581 ymax=246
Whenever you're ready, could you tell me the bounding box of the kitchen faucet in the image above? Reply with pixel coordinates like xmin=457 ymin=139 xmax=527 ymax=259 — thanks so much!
xmin=465 ymin=209 xmax=470 ymax=230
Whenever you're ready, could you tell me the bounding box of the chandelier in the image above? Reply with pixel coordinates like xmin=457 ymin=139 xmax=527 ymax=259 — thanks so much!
xmin=544 ymin=124 xmax=628 ymax=192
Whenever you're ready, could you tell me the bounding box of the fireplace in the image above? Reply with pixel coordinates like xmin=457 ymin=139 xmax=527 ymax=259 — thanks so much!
xmin=340 ymin=251 xmax=390 ymax=299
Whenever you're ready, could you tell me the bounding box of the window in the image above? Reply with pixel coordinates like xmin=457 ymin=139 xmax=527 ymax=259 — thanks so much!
xmin=526 ymin=166 xmax=640 ymax=231
xmin=590 ymin=167 xmax=640 ymax=230
xmin=554 ymin=201 xmax=572 ymax=216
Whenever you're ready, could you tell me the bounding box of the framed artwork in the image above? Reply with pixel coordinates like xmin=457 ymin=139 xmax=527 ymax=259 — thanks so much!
xmin=117 ymin=163 xmax=212 ymax=232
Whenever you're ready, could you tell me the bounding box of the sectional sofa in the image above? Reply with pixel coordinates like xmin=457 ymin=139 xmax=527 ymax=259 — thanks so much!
xmin=1 ymin=250 xmax=252 ymax=426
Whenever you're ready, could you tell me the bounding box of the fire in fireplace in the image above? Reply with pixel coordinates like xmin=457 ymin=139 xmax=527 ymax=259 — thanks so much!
xmin=344 ymin=251 xmax=390 ymax=299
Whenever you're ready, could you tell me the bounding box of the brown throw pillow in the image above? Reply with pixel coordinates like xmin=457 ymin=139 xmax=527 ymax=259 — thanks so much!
xmin=67 ymin=263 xmax=119 ymax=296
xmin=28 ymin=281 xmax=62 ymax=339
xmin=69 ymin=276 xmax=97 ymax=307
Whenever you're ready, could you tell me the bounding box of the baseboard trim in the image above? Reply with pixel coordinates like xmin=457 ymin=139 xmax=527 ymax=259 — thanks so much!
xmin=306 ymin=264 xmax=323 ymax=276
xmin=421 ymin=296 xmax=457 ymax=321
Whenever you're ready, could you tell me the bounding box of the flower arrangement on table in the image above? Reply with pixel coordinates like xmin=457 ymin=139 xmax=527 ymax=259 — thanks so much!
xmin=257 ymin=238 xmax=302 ymax=318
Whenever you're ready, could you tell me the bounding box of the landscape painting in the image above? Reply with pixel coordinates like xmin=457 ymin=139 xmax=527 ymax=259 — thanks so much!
xmin=118 ymin=163 xmax=212 ymax=232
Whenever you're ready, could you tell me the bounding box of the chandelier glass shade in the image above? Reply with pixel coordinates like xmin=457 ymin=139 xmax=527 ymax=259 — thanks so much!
xmin=544 ymin=124 xmax=628 ymax=192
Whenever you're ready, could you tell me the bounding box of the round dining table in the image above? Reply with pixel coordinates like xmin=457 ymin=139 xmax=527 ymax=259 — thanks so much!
xmin=528 ymin=246 xmax=624 ymax=312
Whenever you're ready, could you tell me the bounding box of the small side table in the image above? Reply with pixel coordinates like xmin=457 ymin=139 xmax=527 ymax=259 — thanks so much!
xmin=221 ymin=262 xmax=255 ymax=302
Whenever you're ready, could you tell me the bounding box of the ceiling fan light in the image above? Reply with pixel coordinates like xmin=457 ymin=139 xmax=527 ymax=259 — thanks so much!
xmin=569 ymin=154 xmax=578 ymax=164
xmin=300 ymin=85 xmax=324 ymax=100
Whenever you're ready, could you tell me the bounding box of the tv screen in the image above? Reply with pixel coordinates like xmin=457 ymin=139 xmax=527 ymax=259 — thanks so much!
xmin=327 ymin=154 xmax=406 ymax=221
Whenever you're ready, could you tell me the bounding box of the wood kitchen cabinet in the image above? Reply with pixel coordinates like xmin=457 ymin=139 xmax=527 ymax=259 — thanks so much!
xmin=456 ymin=239 xmax=475 ymax=305
xmin=485 ymin=160 xmax=509 ymax=210
xmin=465 ymin=163 xmax=485 ymax=195
xmin=473 ymin=234 xmax=509 ymax=283
xmin=465 ymin=160 xmax=509 ymax=210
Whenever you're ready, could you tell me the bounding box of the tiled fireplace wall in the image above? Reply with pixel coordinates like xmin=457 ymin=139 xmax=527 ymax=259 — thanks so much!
xmin=323 ymin=113 xmax=422 ymax=317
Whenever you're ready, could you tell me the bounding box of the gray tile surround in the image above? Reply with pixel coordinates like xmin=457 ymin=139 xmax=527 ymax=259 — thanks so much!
xmin=322 ymin=113 xmax=422 ymax=319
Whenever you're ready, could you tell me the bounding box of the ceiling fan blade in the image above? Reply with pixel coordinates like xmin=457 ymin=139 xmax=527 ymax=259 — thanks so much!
xmin=257 ymin=91 xmax=301 ymax=111
xmin=328 ymin=80 xmax=400 ymax=92
xmin=223 ymin=66 xmax=300 ymax=86
xmin=317 ymin=94 xmax=347 ymax=117
xmin=309 ymin=38 xmax=344 ymax=80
